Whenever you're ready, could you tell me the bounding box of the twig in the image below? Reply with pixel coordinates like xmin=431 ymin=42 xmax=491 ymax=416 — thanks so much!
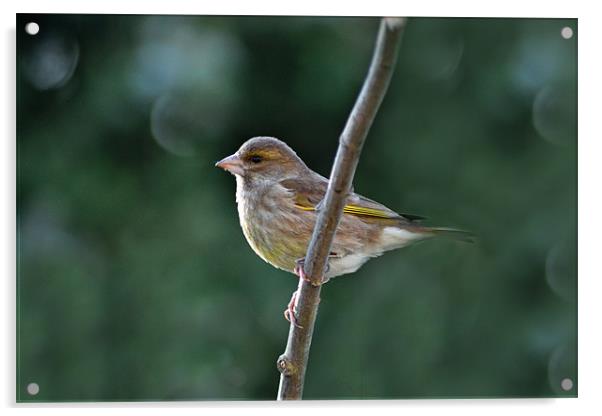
xmin=276 ymin=17 xmax=407 ymax=400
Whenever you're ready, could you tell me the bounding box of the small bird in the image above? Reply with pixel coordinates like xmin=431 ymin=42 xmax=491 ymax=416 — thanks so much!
xmin=216 ymin=137 xmax=472 ymax=326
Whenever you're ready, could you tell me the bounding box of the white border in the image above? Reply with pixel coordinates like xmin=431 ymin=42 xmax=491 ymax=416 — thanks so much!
xmin=6 ymin=0 xmax=583 ymax=17
xmin=3 ymin=1 xmax=601 ymax=416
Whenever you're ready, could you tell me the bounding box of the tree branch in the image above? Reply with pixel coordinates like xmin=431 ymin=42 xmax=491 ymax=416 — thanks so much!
xmin=276 ymin=17 xmax=407 ymax=400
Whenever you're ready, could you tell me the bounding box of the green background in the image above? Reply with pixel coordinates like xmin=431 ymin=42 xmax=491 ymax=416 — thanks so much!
xmin=17 ymin=15 xmax=577 ymax=401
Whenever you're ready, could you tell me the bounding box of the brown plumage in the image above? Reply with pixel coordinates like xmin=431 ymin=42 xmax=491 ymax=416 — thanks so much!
xmin=216 ymin=136 xmax=472 ymax=283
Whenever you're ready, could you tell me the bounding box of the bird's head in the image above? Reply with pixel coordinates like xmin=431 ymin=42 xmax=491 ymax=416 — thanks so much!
xmin=216 ymin=137 xmax=307 ymax=182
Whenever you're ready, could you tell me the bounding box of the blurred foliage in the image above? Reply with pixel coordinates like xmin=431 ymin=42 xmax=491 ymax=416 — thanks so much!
xmin=16 ymin=15 xmax=577 ymax=401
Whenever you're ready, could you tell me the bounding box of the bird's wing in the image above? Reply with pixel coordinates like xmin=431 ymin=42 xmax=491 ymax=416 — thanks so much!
xmin=280 ymin=176 xmax=425 ymax=223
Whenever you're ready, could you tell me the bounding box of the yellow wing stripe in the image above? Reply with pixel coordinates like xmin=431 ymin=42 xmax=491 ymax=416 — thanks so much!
xmin=343 ymin=205 xmax=393 ymax=218
xmin=294 ymin=204 xmax=315 ymax=211
xmin=294 ymin=203 xmax=393 ymax=218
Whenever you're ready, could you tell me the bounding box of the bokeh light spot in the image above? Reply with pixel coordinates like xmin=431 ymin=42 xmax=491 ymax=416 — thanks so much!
xmin=407 ymin=30 xmax=464 ymax=82
xmin=532 ymin=85 xmax=577 ymax=146
xmin=22 ymin=35 xmax=79 ymax=90
xmin=511 ymin=32 xmax=570 ymax=94
xmin=150 ymin=92 xmax=227 ymax=157
xmin=129 ymin=17 xmax=245 ymax=101
xmin=151 ymin=94 xmax=199 ymax=157
xmin=545 ymin=240 xmax=576 ymax=302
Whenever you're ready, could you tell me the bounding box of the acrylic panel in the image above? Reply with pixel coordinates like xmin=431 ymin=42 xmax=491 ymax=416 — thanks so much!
xmin=16 ymin=14 xmax=577 ymax=401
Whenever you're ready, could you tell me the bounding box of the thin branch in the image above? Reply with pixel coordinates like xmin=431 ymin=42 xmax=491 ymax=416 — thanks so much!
xmin=276 ymin=17 xmax=407 ymax=400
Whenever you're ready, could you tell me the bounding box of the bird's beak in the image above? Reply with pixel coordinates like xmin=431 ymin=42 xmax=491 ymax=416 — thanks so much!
xmin=215 ymin=154 xmax=244 ymax=176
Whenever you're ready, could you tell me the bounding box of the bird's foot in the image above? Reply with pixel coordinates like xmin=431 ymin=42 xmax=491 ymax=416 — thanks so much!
xmin=283 ymin=289 xmax=303 ymax=328
xmin=293 ymin=258 xmax=312 ymax=283
xmin=294 ymin=256 xmax=334 ymax=286
xmin=286 ymin=255 xmax=336 ymax=327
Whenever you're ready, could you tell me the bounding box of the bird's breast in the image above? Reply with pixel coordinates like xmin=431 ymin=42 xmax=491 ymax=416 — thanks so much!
xmin=235 ymin=180 xmax=313 ymax=273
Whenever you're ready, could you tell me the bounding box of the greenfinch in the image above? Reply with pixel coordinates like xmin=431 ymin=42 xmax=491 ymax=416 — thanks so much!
xmin=216 ymin=137 xmax=472 ymax=325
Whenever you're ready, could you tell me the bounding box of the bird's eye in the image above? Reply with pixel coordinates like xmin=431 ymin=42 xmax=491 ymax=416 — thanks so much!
xmin=250 ymin=155 xmax=262 ymax=164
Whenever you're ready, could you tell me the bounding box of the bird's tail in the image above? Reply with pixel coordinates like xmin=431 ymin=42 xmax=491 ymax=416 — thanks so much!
xmin=427 ymin=227 xmax=476 ymax=243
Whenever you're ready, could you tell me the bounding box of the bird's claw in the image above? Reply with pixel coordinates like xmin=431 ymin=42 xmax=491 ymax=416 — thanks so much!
xmin=284 ymin=290 xmax=303 ymax=328
xmin=294 ymin=257 xmax=332 ymax=286
xmin=286 ymin=255 xmax=336 ymax=326
xmin=293 ymin=258 xmax=312 ymax=283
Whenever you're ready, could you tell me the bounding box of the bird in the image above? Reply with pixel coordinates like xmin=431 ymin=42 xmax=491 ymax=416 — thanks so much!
xmin=216 ymin=136 xmax=472 ymax=326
